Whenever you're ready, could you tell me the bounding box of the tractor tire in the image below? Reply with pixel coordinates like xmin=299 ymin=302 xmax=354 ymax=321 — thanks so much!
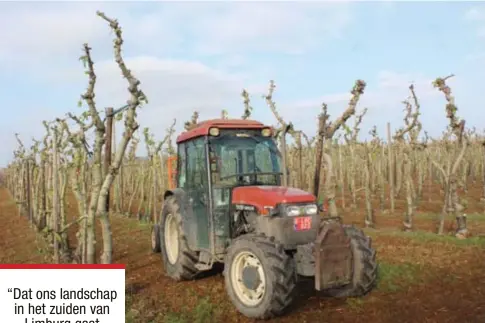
xmin=151 ymin=224 xmax=161 ymax=253
xmin=160 ymin=196 xmax=199 ymax=281
xmin=324 ymin=225 xmax=378 ymax=298
xmin=223 ymin=234 xmax=297 ymax=320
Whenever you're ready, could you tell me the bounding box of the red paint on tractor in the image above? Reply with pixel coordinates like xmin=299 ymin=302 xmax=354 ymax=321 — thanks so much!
xmin=176 ymin=119 xmax=269 ymax=143
xmin=232 ymin=186 xmax=316 ymax=213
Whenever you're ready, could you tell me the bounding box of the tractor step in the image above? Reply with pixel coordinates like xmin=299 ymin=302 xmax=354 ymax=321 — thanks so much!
xmin=195 ymin=251 xmax=213 ymax=271
xmin=195 ymin=263 xmax=213 ymax=271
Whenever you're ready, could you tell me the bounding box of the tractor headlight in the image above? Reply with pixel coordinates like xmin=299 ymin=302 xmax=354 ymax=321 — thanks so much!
xmin=286 ymin=205 xmax=302 ymax=216
xmin=209 ymin=127 xmax=220 ymax=136
xmin=261 ymin=128 xmax=272 ymax=137
xmin=305 ymin=204 xmax=318 ymax=215
xmin=285 ymin=204 xmax=318 ymax=216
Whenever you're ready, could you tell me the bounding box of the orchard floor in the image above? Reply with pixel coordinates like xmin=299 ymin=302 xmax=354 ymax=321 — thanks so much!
xmin=1 ymin=186 xmax=485 ymax=323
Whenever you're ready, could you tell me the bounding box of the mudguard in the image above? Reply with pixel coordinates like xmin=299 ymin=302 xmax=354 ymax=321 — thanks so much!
xmin=314 ymin=219 xmax=353 ymax=291
xmin=163 ymin=188 xmax=198 ymax=251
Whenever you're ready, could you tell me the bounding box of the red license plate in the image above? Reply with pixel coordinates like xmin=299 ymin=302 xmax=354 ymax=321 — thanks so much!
xmin=293 ymin=216 xmax=312 ymax=231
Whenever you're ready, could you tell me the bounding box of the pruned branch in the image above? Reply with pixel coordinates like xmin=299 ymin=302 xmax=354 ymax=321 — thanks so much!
xmin=264 ymin=80 xmax=286 ymax=128
xmin=80 ymin=43 xmax=104 ymax=132
xmin=241 ymin=89 xmax=252 ymax=120
xmin=165 ymin=119 xmax=177 ymax=155
xmin=344 ymin=107 xmax=367 ymax=143
xmin=97 ymin=10 xmax=147 ymax=132
xmin=184 ymin=111 xmax=199 ymax=131
xmin=326 ymin=80 xmax=366 ymax=139
xmin=221 ymin=109 xmax=229 ymax=119
xmin=432 ymin=74 xmax=465 ymax=142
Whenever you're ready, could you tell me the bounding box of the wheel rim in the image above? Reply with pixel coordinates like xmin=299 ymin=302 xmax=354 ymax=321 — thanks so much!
xmin=164 ymin=213 xmax=179 ymax=264
xmin=230 ymin=251 xmax=266 ymax=307
xmin=151 ymin=227 xmax=157 ymax=249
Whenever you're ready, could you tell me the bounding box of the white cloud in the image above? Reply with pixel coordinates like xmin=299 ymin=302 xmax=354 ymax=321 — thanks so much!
xmin=375 ymin=70 xmax=438 ymax=99
xmin=6 ymin=2 xmax=471 ymax=164
xmin=465 ymin=7 xmax=484 ymax=21
xmin=2 ymin=1 xmax=352 ymax=164
xmin=0 ymin=3 xmax=111 ymax=65
xmin=54 ymin=55 xmax=255 ymax=145
xmin=185 ymin=2 xmax=352 ymax=55
xmin=0 ymin=2 xmax=190 ymax=69
xmin=0 ymin=1 xmax=353 ymax=150
xmin=463 ymin=6 xmax=485 ymax=38
xmin=289 ymin=70 xmax=439 ymax=111
xmin=0 ymin=1 xmax=351 ymax=140
xmin=276 ymin=70 xmax=446 ymax=139
xmin=0 ymin=2 xmax=351 ymax=68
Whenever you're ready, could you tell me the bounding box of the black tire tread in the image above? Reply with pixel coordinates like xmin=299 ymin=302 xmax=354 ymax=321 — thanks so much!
xmin=160 ymin=196 xmax=199 ymax=281
xmin=224 ymin=234 xmax=297 ymax=320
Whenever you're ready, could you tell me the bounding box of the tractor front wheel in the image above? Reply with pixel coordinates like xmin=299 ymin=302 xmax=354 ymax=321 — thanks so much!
xmin=160 ymin=196 xmax=199 ymax=280
xmin=224 ymin=234 xmax=296 ymax=320
xmin=324 ymin=225 xmax=378 ymax=298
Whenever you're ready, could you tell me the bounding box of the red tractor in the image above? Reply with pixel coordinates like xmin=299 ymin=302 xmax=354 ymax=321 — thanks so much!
xmin=151 ymin=119 xmax=377 ymax=319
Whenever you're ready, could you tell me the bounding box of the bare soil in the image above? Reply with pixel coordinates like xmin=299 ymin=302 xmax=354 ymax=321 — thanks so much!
xmin=1 ymin=184 xmax=485 ymax=323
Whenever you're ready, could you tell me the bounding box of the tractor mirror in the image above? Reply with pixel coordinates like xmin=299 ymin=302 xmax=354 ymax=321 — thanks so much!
xmin=318 ymin=203 xmax=324 ymax=212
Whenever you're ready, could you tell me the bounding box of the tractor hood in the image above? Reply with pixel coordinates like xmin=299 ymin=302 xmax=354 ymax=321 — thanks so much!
xmin=232 ymin=186 xmax=316 ymax=211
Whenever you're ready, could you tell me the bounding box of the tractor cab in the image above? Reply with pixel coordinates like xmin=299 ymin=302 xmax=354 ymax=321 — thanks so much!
xmin=205 ymin=125 xmax=283 ymax=206
xmin=168 ymin=119 xmax=316 ymax=255
xmin=153 ymin=119 xmax=378 ymax=320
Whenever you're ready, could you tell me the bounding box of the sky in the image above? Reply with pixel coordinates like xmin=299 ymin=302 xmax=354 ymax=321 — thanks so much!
xmin=1 ymin=1 xmax=485 ymax=166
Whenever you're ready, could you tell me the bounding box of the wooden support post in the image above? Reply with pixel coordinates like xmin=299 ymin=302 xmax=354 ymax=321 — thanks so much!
xmin=26 ymin=158 xmax=32 ymax=223
xmin=313 ymin=114 xmax=326 ymax=199
xmin=52 ymin=130 xmax=60 ymax=264
xmin=104 ymin=107 xmax=114 ymax=215
xmin=387 ymin=122 xmax=395 ymax=213
xmin=152 ymin=157 xmax=157 ymax=223
xmin=40 ymin=159 xmax=46 ymax=230
xmin=21 ymin=161 xmax=26 ymax=216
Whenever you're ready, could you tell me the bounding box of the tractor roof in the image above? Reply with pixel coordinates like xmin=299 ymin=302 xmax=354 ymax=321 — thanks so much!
xmin=176 ymin=119 xmax=269 ymax=143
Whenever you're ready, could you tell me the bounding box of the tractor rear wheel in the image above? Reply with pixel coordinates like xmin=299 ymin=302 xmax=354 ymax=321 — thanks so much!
xmin=160 ymin=196 xmax=199 ymax=280
xmin=151 ymin=224 xmax=161 ymax=253
xmin=324 ymin=225 xmax=377 ymax=298
xmin=223 ymin=234 xmax=297 ymax=320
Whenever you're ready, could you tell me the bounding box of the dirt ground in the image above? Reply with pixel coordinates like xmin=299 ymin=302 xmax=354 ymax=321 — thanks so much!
xmin=1 ymin=184 xmax=485 ymax=323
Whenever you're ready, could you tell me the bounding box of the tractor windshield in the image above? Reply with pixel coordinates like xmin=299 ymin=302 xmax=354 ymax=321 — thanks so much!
xmin=209 ymin=132 xmax=282 ymax=187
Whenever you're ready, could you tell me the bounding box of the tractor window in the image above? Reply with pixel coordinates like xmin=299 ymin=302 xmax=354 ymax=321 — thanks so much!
xmin=177 ymin=143 xmax=187 ymax=188
xmin=209 ymin=134 xmax=282 ymax=186
xmin=186 ymin=137 xmax=208 ymax=189
xmin=185 ymin=137 xmax=211 ymax=250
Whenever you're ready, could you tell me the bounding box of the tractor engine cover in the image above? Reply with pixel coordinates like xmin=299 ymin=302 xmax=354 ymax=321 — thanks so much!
xmin=253 ymin=214 xmax=321 ymax=247
xmin=232 ymin=186 xmax=319 ymax=248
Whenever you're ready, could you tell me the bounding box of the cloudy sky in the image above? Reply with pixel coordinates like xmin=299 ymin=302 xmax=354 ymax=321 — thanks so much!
xmin=1 ymin=1 xmax=484 ymax=166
